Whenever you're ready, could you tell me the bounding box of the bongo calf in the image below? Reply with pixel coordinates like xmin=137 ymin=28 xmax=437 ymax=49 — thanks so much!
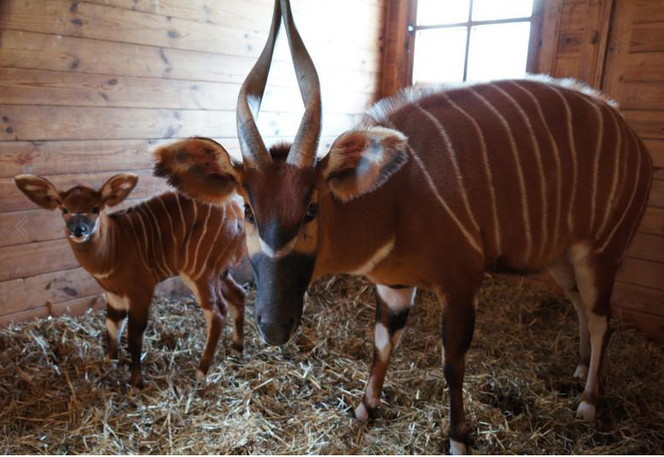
xmin=15 ymin=173 xmax=246 ymax=387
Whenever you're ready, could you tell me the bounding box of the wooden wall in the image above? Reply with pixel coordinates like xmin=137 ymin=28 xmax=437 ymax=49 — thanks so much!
xmin=0 ymin=0 xmax=384 ymax=324
xmin=539 ymin=0 xmax=664 ymax=340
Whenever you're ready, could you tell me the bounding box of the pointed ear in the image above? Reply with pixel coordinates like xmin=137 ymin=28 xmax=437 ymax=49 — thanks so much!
xmin=321 ymin=127 xmax=408 ymax=202
xmin=14 ymin=174 xmax=62 ymax=210
xmin=153 ymin=137 xmax=241 ymax=204
xmin=100 ymin=173 xmax=138 ymax=207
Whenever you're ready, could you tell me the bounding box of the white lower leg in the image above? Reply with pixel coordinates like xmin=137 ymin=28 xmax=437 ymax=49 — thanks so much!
xmin=229 ymin=304 xmax=241 ymax=346
xmin=196 ymin=308 xmax=214 ymax=381
xmin=576 ymin=314 xmax=607 ymax=420
xmin=570 ymin=294 xmax=591 ymax=381
xmin=105 ymin=317 xmax=126 ymax=361
xmin=449 ymin=439 xmax=468 ymax=455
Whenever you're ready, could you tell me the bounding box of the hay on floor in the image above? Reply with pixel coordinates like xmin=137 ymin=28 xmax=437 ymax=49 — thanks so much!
xmin=0 ymin=275 xmax=662 ymax=454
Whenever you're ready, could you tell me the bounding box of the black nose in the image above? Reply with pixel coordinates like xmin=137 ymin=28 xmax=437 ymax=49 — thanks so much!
xmin=72 ymin=226 xmax=88 ymax=237
xmin=257 ymin=316 xmax=296 ymax=346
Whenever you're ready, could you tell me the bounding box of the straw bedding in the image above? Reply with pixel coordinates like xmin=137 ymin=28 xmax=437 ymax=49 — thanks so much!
xmin=0 ymin=275 xmax=662 ymax=454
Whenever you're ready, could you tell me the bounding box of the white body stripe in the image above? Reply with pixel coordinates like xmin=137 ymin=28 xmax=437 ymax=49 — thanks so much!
xmin=510 ymin=81 xmax=564 ymax=253
xmin=183 ymin=200 xmax=198 ymax=273
xmin=469 ymin=88 xmax=531 ymax=258
xmin=546 ymin=85 xmax=577 ymax=233
xmin=350 ymin=236 xmax=397 ymax=276
xmin=145 ymin=203 xmax=171 ymax=277
xmin=196 ymin=206 xmax=227 ymax=280
xmin=133 ymin=209 xmax=157 ymax=275
xmin=442 ymin=93 xmax=501 ymax=254
xmin=138 ymin=206 xmax=169 ymax=278
xmin=157 ymin=195 xmax=179 ymax=266
xmin=125 ymin=215 xmax=153 ymax=274
xmin=596 ymin=109 xmax=623 ymax=238
xmin=493 ymin=84 xmax=548 ymax=260
xmin=407 ymin=144 xmax=482 ymax=254
xmin=587 ymin=100 xmax=605 ymax=234
xmin=599 ymin=130 xmax=643 ymax=253
xmin=415 ymin=103 xmax=480 ymax=233
xmin=191 ymin=204 xmax=212 ymax=275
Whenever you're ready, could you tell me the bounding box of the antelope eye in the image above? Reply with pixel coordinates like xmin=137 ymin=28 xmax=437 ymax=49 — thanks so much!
xmin=91 ymin=207 xmax=100 ymax=215
xmin=303 ymin=202 xmax=318 ymax=223
xmin=244 ymin=204 xmax=255 ymax=224
xmin=62 ymin=207 xmax=69 ymax=215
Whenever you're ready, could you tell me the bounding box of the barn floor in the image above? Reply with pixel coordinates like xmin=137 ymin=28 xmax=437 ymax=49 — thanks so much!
xmin=0 ymin=275 xmax=662 ymax=454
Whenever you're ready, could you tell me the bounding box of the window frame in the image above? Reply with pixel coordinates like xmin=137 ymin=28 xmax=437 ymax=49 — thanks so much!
xmin=405 ymin=0 xmax=545 ymax=85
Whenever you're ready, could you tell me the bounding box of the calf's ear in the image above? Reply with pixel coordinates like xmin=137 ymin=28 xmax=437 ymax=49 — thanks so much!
xmin=100 ymin=173 xmax=138 ymax=207
xmin=14 ymin=174 xmax=62 ymax=210
xmin=321 ymin=127 xmax=408 ymax=202
xmin=153 ymin=137 xmax=241 ymax=204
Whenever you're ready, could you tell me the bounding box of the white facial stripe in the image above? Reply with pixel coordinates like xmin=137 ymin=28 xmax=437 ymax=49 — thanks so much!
xmin=259 ymin=235 xmax=298 ymax=259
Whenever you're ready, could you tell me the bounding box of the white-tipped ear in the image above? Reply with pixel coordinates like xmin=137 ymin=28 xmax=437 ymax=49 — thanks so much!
xmin=14 ymin=174 xmax=62 ymax=210
xmin=100 ymin=173 xmax=138 ymax=207
xmin=322 ymin=127 xmax=408 ymax=202
xmin=153 ymin=137 xmax=241 ymax=204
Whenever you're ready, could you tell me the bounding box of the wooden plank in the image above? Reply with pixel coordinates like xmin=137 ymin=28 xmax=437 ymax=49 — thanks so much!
xmin=0 ymin=267 xmax=101 ymax=316
xmin=0 ymin=105 xmax=364 ymax=142
xmin=622 ymin=52 xmax=664 ymax=82
xmin=0 ymin=0 xmax=381 ymax=57
xmin=620 ymin=81 xmax=664 ymax=110
xmin=380 ymin=0 xmax=413 ymax=97
xmin=537 ymin=0 xmax=564 ymax=75
xmin=82 ymin=0 xmax=384 ymax=35
xmin=0 ymin=293 xmax=105 ymax=327
xmin=642 ymin=139 xmax=664 ymax=168
xmin=630 ymin=23 xmax=664 ymax=53
xmin=648 ymin=180 xmax=664 ymax=208
xmin=601 ymin=0 xmax=636 ymax=100
xmin=557 ymin=30 xmax=583 ymax=55
xmin=0 ymin=169 xmax=169 ymax=212
xmin=639 ymin=206 xmax=664 ymax=236
xmin=617 ymin=257 xmax=664 ymax=291
xmin=0 ymin=139 xmax=155 ymax=178
xmin=611 ymin=306 xmax=664 ymax=343
xmin=0 ymin=238 xmax=77 ymax=282
xmin=622 ymin=109 xmax=664 ymax=140
xmin=0 ymin=30 xmax=381 ymax=87
xmin=0 ymin=135 xmax=342 ymax=179
xmin=613 ymin=280 xmax=664 ymax=317
xmin=632 ymin=0 xmax=664 ymax=25
xmin=627 ymin=233 xmax=664 ymax=263
xmin=0 ymin=68 xmax=376 ymax=114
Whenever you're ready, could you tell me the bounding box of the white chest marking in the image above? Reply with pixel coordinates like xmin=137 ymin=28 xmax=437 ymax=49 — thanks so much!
xmin=350 ymin=237 xmax=396 ymax=276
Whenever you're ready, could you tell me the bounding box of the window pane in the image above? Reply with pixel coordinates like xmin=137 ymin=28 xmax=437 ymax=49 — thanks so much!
xmin=417 ymin=0 xmax=470 ymax=26
xmin=472 ymin=0 xmax=533 ymax=21
xmin=466 ymin=22 xmax=531 ymax=82
xmin=412 ymin=27 xmax=468 ymax=84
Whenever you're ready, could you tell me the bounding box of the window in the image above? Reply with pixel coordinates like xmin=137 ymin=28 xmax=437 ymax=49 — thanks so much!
xmin=409 ymin=0 xmax=542 ymax=85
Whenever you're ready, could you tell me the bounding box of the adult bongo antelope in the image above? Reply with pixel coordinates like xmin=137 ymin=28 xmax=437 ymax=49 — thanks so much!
xmin=151 ymin=0 xmax=653 ymax=452
xmin=15 ymin=173 xmax=246 ymax=388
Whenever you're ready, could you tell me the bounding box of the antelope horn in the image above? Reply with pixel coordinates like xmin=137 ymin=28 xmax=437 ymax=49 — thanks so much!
xmin=236 ymin=0 xmax=281 ymax=168
xmin=280 ymin=0 xmax=322 ymax=169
